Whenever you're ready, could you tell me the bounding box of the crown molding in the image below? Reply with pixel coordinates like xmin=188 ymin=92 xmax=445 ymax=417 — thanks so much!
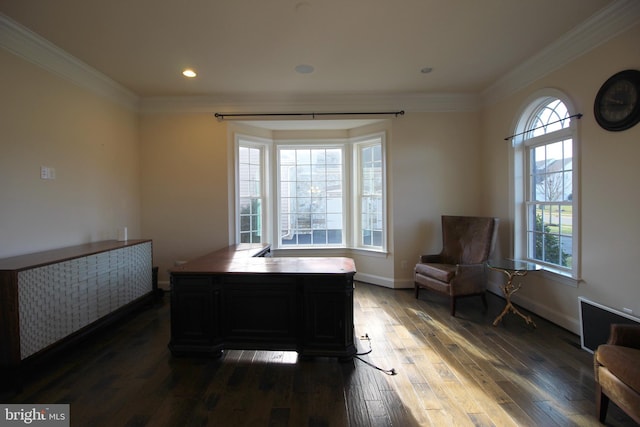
xmin=2 ymin=0 xmax=638 ymax=114
xmin=138 ymin=92 xmax=481 ymax=114
xmin=481 ymin=0 xmax=640 ymax=106
xmin=0 ymin=13 xmax=139 ymax=110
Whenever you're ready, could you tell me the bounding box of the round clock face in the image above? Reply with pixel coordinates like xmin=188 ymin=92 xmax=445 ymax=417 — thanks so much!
xmin=594 ymin=69 xmax=640 ymax=131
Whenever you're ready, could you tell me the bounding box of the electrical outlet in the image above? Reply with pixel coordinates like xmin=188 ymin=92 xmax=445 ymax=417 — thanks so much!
xmin=40 ymin=166 xmax=56 ymax=180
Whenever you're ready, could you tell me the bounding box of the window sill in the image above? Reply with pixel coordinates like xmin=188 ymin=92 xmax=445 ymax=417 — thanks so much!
xmin=272 ymin=246 xmax=388 ymax=258
xmin=350 ymin=247 xmax=389 ymax=258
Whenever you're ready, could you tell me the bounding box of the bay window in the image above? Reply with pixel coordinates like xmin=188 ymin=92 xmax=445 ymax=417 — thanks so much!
xmin=235 ymin=131 xmax=386 ymax=252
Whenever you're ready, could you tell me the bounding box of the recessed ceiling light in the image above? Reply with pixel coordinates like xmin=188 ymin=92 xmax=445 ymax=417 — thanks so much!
xmin=421 ymin=67 xmax=433 ymax=74
xmin=182 ymin=69 xmax=197 ymax=78
xmin=295 ymin=64 xmax=315 ymax=74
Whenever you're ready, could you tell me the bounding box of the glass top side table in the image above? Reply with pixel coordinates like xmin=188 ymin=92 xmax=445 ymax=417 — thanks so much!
xmin=487 ymin=259 xmax=541 ymax=327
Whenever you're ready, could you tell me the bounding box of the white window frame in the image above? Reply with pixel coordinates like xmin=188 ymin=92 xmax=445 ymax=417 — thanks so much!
xmin=234 ymin=135 xmax=271 ymax=245
xmin=275 ymin=141 xmax=349 ymax=249
xmin=353 ymin=133 xmax=387 ymax=251
xmin=232 ymin=130 xmax=387 ymax=254
xmin=511 ymin=89 xmax=580 ymax=284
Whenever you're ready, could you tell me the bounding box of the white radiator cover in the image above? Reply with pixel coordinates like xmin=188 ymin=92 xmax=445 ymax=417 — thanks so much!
xmin=17 ymin=242 xmax=152 ymax=359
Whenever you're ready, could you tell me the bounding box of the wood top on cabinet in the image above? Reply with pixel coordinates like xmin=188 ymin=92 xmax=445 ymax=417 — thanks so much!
xmin=0 ymin=240 xmax=152 ymax=272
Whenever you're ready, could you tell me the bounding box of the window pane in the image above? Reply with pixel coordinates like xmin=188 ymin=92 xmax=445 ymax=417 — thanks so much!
xmin=296 ymin=197 xmax=311 ymax=213
xmin=281 ymin=165 xmax=295 ymax=181
xmin=240 ymin=215 xmax=250 ymax=231
xmin=359 ymin=141 xmax=384 ymax=248
xmin=296 ymin=165 xmax=311 ymax=180
xmin=312 ymin=230 xmax=327 ymax=244
xmin=328 ymin=229 xmax=342 ymax=244
xmin=326 ymin=149 xmax=341 ymax=164
xmin=312 ymin=213 xmax=326 ymax=229
xmin=528 ymin=202 xmax=571 ymax=267
xmin=311 ymin=149 xmax=325 ymax=164
xmin=326 ymin=181 xmax=342 ymax=197
xmin=327 ymin=213 xmax=342 ymax=229
xmin=563 ymin=139 xmax=573 ymax=160
xmin=560 ymin=235 xmax=573 ymax=268
xmin=296 ymin=181 xmax=311 ymax=197
xmin=278 ymin=147 xmax=343 ymax=247
xmin=563 ymin=172 xmax=572 ymax=201
xmin=312 ymin=197 xmax=326 ymax=213
xmin=280 ymin=149 xmax=296 ymax=164
xmin=529 ymin=99 xmax=570 ymax=137
xmin=238 ymin=144 xmax=263 ymax=244
xmin=297 ymin=149 xmax=311 ymax=164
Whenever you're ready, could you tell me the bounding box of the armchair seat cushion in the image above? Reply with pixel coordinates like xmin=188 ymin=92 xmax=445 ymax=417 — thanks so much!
xmin=594 ymin=324 xmax=640 ymax=424
xmin=596 ymin=345 xmax=640 ymax=393
xmin=414 ymin=263 xmax=456 ymax=283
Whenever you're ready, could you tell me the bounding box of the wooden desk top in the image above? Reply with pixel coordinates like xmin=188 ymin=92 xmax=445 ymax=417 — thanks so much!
xmin=170 ymin=245 xmax=355 ymax=275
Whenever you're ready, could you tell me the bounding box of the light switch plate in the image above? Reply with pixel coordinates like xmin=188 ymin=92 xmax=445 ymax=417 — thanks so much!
xmin=40 ymin=166 xmax=55 ymax=180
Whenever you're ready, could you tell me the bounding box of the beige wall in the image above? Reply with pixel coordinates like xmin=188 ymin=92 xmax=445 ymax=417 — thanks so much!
xmin=0 ymin=49 xmax=140 ymax=258
xmin=481 ymin=23 xmax=640 ymax=332
xmin=139 ymin=113 xmax=230 ymax=280
xmin=391 ymin=112 xmax=483 ymax=286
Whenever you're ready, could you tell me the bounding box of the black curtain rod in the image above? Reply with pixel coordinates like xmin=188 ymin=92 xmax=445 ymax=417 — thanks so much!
xmin=504 ymin=113 xmax=582 ymax=141
xmin=214 ymin=111 xmax=404 ymax=120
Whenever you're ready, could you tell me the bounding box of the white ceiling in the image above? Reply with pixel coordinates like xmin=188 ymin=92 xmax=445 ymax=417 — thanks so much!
xmin=0 ymin=0 xmax=621 ymax=103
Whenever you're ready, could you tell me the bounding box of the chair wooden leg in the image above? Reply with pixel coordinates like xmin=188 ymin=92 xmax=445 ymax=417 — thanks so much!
xmin=481 ymin=293 xmax=488 ymax=312
xmin=596 ymin=384 xmax=609 ymax=423
xmin=450 ymin=297 xmax=456 ymax=316
xmin=415 ymin=285 xmax=420 ymax=299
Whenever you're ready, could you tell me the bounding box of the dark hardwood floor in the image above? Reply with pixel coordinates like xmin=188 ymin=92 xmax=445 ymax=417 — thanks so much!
xmin=2 ymin=282 xmax=637 ymax=426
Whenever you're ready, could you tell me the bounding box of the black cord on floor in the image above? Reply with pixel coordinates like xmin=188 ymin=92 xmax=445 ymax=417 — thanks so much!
xmin=354 ymin=334 xmax=397 ymax=376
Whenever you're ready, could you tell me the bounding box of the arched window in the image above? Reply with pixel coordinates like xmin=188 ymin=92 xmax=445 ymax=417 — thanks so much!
xmin=512 ymin=90 xmax=580 ymax=281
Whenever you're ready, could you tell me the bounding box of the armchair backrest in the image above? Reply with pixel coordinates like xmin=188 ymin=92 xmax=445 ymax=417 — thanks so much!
xmin=440 ymin=216 xmax=498 ymax=265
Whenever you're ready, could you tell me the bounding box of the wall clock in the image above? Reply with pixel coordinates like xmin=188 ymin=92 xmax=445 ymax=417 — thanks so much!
xmin=594 ymin=69 xmax=640 ymax=131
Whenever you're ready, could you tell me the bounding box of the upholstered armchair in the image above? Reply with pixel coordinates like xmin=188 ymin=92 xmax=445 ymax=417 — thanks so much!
xmin=414 ymin=215 xmax=498 ymax=316
xmin=594 ymin=324 xmax=640 ymax=424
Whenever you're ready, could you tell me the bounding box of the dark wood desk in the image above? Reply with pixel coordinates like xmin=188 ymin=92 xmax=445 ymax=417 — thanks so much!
xmin=168 ymin=245 xmax=357 ymax=360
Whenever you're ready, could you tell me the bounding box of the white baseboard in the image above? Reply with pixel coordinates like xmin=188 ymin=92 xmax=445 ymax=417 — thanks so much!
xmin=354 ymin=273 xmax=413 ymax=289
xmin=487 ymin=280 xmax=580 ymax=334
xmin=354 ymin=273 xmax=394 ymax=288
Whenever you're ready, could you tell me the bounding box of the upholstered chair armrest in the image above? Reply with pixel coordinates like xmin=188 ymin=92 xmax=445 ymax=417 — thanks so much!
xmin=419 ymin=254 xmax=443 ymax=263
xmin=607 ymin=324 xmax=640 ymax=349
